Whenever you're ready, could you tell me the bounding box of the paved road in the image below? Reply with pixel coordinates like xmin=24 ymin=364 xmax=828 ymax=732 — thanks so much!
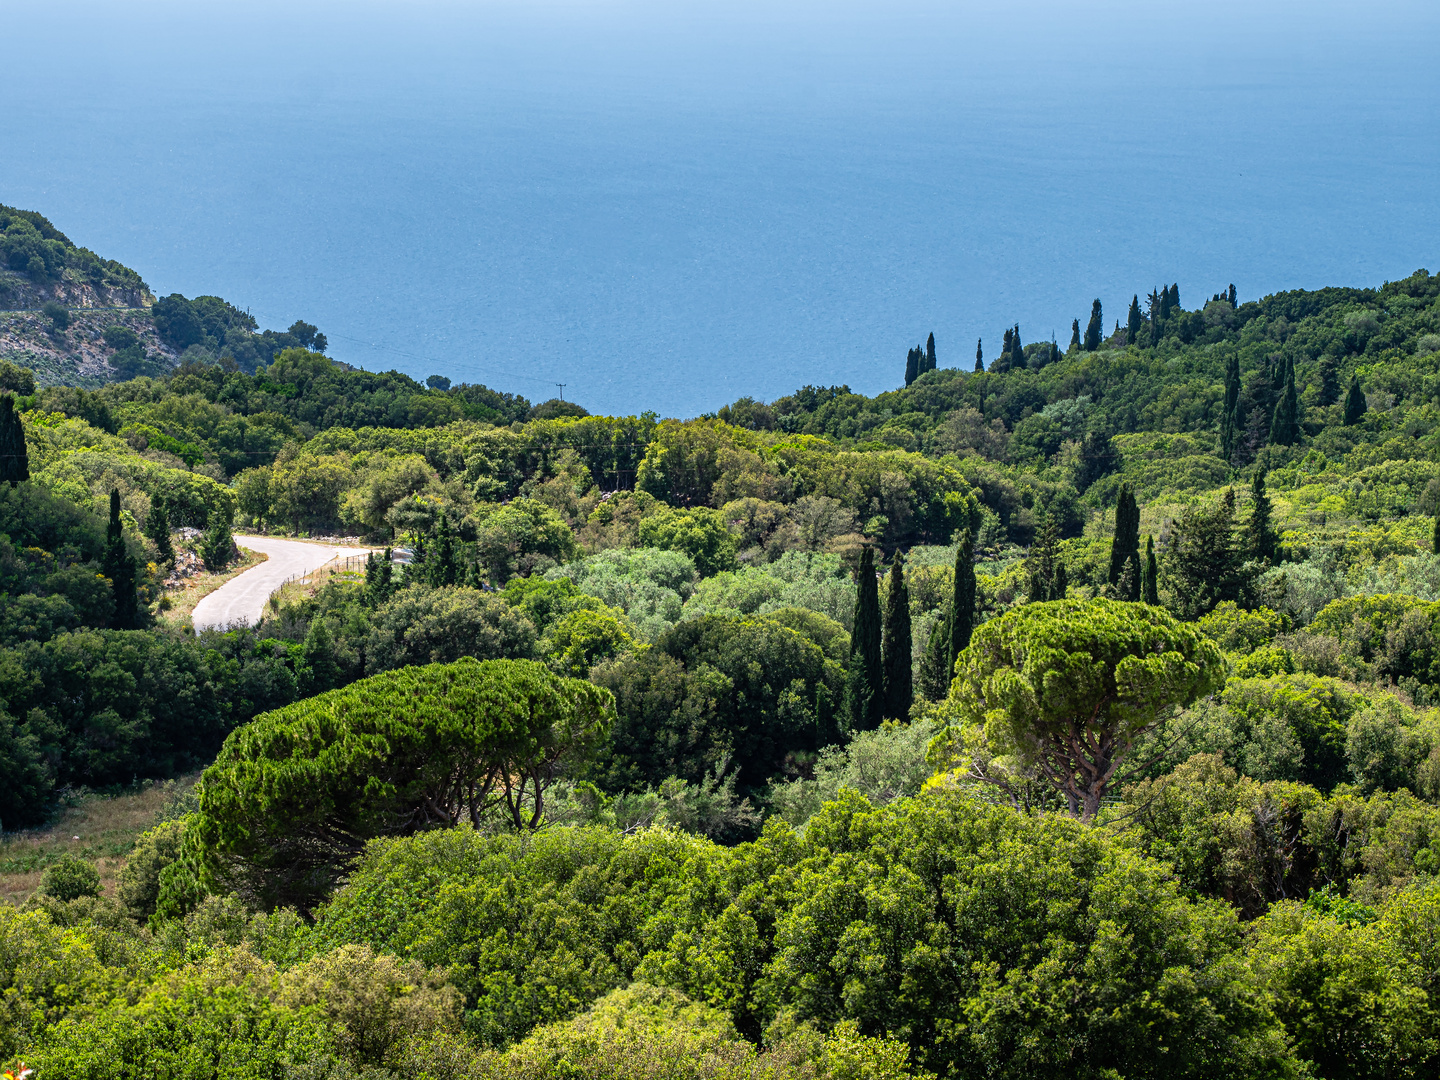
xmin=191 ymin=536 xmax=374 ymax=631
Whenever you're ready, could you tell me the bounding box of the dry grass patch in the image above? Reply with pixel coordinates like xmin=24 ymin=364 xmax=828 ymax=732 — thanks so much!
xmin=265 ymin=556 xmax=370 ymax=613
xmin=160 ymin=545 xmax=268 ymax=623
xmin=0 ymin=775 xmax=198 ymax=906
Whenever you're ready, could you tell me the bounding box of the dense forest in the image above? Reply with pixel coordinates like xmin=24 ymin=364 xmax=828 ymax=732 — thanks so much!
xmin=4 ymin=238 xmax=1440 ymax=1077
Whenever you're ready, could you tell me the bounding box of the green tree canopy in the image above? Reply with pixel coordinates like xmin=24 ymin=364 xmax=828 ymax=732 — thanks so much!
xmin=192 ymin=657 xmax=614 ymax=908
xmin=636 ymin=505 xmax=738 ymax=577
xmin=943 ymin=597 xmax=1225 ymax=820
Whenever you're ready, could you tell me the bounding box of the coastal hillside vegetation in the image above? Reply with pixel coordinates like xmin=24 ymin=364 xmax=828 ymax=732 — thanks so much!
xmin=5 ymin=221 xmax=1440 ymax=1077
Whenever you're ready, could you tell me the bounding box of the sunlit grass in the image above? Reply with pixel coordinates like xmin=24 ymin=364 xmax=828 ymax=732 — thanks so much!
xmin=0 ymin=775 xmax=199 ymax=905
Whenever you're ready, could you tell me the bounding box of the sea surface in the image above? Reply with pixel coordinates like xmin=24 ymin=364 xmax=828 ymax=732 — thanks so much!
xmin=2 ymin=0 xmax=1438 ymax=417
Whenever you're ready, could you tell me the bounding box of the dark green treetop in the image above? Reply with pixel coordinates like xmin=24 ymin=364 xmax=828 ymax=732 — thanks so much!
xmin=1344 ymin=375 xmax=1368 ymax=426
xmin=1084 ymin=299 xmax=1103 ymax=352
xmin=880 ymin=551 xmax=912 ymax=721
xmin=0 ymin=393 xmax=28 ymax=487
xmin=845 ymin=545 xmax=883 ymax=732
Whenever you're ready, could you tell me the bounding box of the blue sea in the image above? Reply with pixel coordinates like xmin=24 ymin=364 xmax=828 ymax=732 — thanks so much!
xmin=3 ymin=0 xmax=1438 ymax=417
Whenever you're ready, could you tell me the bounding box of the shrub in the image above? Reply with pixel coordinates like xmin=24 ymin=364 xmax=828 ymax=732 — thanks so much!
xmin=37 ymin=853 xmax=101 ymax=901
xmin=40 ymin=300 xmax=69 ymax=330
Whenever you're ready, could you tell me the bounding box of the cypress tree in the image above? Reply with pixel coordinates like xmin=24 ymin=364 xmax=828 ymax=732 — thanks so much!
xmin=1127 ymin=295 xmax=1143 ymax=345
xmin=1115 ymin=554 xmax=1139 ymax=602
xmin=1317 ymin=355 xmax=1340 ymax=407
xmin=1107 ymin=485 xmax=1141 ymax=600
xmin=1169 ymin=283 xmax=1181 ymax=310
xmin=918 ymin=608 xmax=952 ymax=701
xmin=1249 ymin=469 xmax=1278 ymax=563
xmin=1084 ymin=299 xmax=1103 ymax=352
xmin=925 ymin=332 xmax=936 ymax=374
xmin=1228 ymin=283 xmax=1237 ymax=308
xmin=303 ymin=617 xmax=341 ymax=694
xmin=948 ymin=529 xmax=976 ymax=680
xmin=975 ymin=338 xmax=984 ymax=372
xmin=1269 ymin=358 xmax=1300 ymax=446
xmin=1142 ymin=535 xmax=1159 ymax=605
xmin=999 ymin=328 xmax=1013 ymax=371
xmin=905 ymin=346 xmax=919 ymax=387
xmin=1011 ymin=325 xmax=1023 ymax=366
xmin=0 ymin=393 xmax=29 ymax=487
xmin=365 ymin=548 xmax=395 ymax=606
xmin=1220 ymin=352 xmax=1241 ymax=463
xmin=1070 ymin=319 xmax=1081 ymax=350
xmin=200 ymin=510 xmax=235 ymax=573
xmin=1344 ymin=376 xmax=1368 ymax=426
xmin=427 ymin=512 xmax=462 ymax=587
xmin=1026 ymin=512 xmax=1066 ymax=602
xmin=880 ymin=552 xmax=913 ymax=720
xmin=103 ymin=488 xmax=139 ymax=628
xmin=145 ymin=501 xmax=174 ymax=564
xmin=845 ymin=546 xmax=883 ymax=732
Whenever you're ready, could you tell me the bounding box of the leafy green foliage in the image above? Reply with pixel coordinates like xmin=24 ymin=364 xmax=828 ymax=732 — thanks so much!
xmin=590 ymin=612 xmax=841 ymax=794
xmin=37 ymin=853 xmax=101 ymax=901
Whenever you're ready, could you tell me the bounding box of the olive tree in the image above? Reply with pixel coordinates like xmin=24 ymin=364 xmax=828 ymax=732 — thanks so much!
xmin=192 ymin=657 xmax=614 ymax=908
xmin=937 ymin=597 xmax=1224 ymax=821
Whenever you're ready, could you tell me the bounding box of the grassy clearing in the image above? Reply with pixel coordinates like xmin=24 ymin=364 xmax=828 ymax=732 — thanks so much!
xmin=0 ymin=775 xmax=198 ymax=906
xmin=263 ymin=556 xmax=370 ymax=614
xmin=159 ymin=545 xmax=268 ymax=623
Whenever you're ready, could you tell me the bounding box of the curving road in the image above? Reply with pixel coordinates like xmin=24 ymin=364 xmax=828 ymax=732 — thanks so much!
xmin=191 ymin=536 xmax=375 ymax=631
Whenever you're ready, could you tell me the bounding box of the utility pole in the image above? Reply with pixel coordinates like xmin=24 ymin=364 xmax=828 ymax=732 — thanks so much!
xmin=555 ymin=383 xmax=566 ymax=401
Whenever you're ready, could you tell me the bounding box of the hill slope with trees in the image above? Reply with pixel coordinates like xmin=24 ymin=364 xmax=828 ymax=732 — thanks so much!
xmin=4 ymin=229 xmax=1440 ymax=1078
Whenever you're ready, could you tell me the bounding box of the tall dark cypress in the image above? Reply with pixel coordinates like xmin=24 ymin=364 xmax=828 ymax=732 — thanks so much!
xmin=103 ymin=488 xmax=139 ymax=629
xmin=999 ymin=328 xmax=1013 ymax=371
xmin=365 ymin=548 xmax=395 ymax=606
xmin=880 ymin=552 xmax=913 ymax=721
xmin=145 ymin=501 xmax=174 ymax=564
xmin=1220 ymin=353 xmax=1241 ymax=463
xmin=1344 ymin=376 xmax=1368 ymax=426
xmin=948 ymin=529 xmax=976 ymax=681
xmin=1228 ymin=283 xmax=1237 ymax=308
xmin=975 ymin=338 xmax=984 ymax=372
xmin=845 ymin=546 xmax=883 ymax=732
xmin=925 ymin=332 xmax=936 ymax=374
xmin=1070 ymin=319 xmax=1081 ymax=349
xmin=1084 ymin=299 xmax=1103 ymax=352
xmin=1269 ymin=358 xmax=1300 ymax=446
xmin=1107 ymin=485 xmax=1141 ymax=600
xmin=1142 ymin=535 xmax=1159 ymax=605
xmin=1011 ymin=325 xmax=1023 ymax=366
xmin=1169 ymin=283 xmax=1181 ymax=310
xmin=918 ymin=612 xmax=951 ymax=702
xmin=0 ymin=394 xmax=28 ymax=487
xmin=905 ymin=347 xmax=919 ymax=387
xmin=1026 ymin=512 xmax=1066 ymax=603
xmin=1317 ymin=355 xmax=1340 ymax=407
xmin=427 ymin=512 xmax=462 ymax=587
xmin=1159 ymin=285 xmax=1174 ymax=322
xmin=1127 ymin=295 xmax=1143 ymax=345
xmin=1249 ymin=469 xmax=1279 ymax=563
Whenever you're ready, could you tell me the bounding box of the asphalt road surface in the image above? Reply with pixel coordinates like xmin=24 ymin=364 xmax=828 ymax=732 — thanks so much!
xmin=191 ymin=536 xmax=372 ymax=631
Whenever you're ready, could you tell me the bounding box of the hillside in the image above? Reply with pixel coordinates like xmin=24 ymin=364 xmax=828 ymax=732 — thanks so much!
xmin=5 ymin=242 xmax=1440 ymax=1078
xmin=0 ymin=203 xmax=340 ymax=386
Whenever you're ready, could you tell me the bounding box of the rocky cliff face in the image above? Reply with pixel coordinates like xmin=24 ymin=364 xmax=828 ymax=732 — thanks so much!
xmin=0 ymin=266 xmax=154 ymax=312
xmin=0 ymin=306 xmax=177 ymax=387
